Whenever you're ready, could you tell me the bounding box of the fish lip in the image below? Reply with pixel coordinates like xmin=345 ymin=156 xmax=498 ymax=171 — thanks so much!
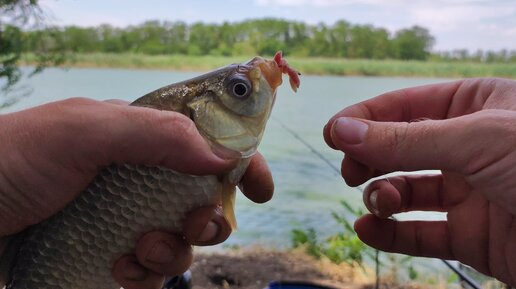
xmin=245 ymin=52 xmax=300 ymax=93
xmin=245 ymin=57 xmax=283 ymax=92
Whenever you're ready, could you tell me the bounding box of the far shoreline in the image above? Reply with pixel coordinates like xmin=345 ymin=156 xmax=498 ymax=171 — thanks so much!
xmin=22 ymin=53 xmax=516 ymax=79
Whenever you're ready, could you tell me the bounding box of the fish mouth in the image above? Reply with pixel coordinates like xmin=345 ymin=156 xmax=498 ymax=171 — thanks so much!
xmin=246 ymin=51 xmax=301 ymax=93
xmin=251 ymin=57 xmax=283 ymax=91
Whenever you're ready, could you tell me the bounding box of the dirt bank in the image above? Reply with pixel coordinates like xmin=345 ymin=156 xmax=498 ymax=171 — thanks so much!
xmin=188 ymin=248 xmax=429 ymax=289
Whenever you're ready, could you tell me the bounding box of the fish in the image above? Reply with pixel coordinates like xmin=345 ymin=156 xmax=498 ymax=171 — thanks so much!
xmin=1 ymin=51 xmax=300 ymax=289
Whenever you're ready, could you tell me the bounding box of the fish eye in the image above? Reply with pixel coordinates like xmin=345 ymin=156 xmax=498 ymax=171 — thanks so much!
xmin=227 ymin=76 xmax=251 ymax=99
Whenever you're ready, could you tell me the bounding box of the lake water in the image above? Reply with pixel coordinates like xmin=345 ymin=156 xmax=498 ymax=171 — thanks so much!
xmin=2 ymin=67 xmax=452 ymax=250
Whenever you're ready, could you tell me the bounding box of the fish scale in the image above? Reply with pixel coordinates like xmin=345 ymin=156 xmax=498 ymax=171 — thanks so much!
xmin=8 ymin=165 xmax=221 ymax=289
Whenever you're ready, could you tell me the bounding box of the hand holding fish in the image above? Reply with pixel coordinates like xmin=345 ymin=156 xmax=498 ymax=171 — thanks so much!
xmin=0 ymin=52 xmax=298 ymax=289
xmin=324 ymin=78 xmax=516 ymax=286
xmin=0 ymin=98 xmax=273 ymax=289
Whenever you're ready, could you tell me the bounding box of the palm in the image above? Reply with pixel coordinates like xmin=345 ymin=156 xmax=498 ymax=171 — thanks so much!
xmin=444 ymin=172 xmax=516 ymax=279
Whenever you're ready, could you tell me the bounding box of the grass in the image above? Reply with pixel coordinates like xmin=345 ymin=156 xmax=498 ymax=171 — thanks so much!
xmin=293 ymin=57 xmax=516 ymax=78
xmin=22 ymin=53 xmax=516 ymax=78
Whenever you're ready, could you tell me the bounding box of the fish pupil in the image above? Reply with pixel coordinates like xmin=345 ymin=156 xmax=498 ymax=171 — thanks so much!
xmin=233 ymin=83 xmax=248 ymax=97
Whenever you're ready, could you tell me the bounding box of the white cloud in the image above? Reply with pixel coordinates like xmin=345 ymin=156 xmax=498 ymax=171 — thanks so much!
xmin=254 ymin=0 xmax=397 ymax=7
xmin=407 ymin=2 xmax=516 ymax=32
xmin=478 ymin=23 xmax=516 ymax=38
xmin=254 ymin=0 xmax=488 ymax=7
xmin=505 ymin=27 xmax=516 ymax=37
xmin=40 ymin=0 xmax=148 ymax=27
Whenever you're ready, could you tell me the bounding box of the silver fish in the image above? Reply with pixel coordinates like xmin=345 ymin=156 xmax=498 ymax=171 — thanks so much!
xmin=1 ymin=52 xmax=300 ymax=289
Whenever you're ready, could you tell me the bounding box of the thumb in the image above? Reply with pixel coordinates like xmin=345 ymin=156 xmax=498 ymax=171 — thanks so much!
xmin=329 ymin=111 xmax=506 ymax=174
xmin=99 ymin=104 xmax=239 ymax=175
xmin=24 ymin=98 xmax=238 ymax=176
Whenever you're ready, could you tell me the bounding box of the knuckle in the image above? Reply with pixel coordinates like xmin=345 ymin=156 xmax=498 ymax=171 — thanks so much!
xmin=393 ymin=123 xmax=410 ymax=149
xmin=384 ymin=122 xmax=410 ymax=167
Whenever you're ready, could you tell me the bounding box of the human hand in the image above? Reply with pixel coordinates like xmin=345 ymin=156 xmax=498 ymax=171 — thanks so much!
xmin=323 ymin=78 xmax=516 ymax=286
xmin=0 ymin=98 xmax=274 ymax=289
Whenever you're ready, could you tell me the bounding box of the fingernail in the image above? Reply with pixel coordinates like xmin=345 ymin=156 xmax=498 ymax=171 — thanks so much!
xmin=369 ymin=190 xmax=378 ymax=208
xmin=197 ymin=221 xmax=219 ymax=242
xmin=332 ymin=117 xmax=368 ymax=145
xmin=123 ymin=260 xmax=147 ymax=281
xmin=146 ymin=241 xmax=175 ymax=264
xmin=369 ymin=190 xmax=381 ymax=216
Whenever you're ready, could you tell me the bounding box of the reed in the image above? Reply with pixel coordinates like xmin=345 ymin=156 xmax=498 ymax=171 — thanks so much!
xmin=22 ymin=53 xmax=516 ymax=78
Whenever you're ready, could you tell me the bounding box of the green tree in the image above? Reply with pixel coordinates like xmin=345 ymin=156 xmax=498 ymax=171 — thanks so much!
xmin=165 ymin=21 xmax=188 ymax=54
xmin=287 ymin=21 xmax=309 ymax=56
xmin=307 ymin=23 xmax=332 ymax=57
xmin=393 ymin=26 xmax=435 ymax=60
xmin=0 ymin=23 xmax=24 ymax=93
xmin=329 ymin=20 xmax=351 ymax=57
xmin=61 ymin=26 xmax=100 ymax=52
xmin=212 ymin=22 xmax=236 ymax=56
xmin=97 ymin=24 xmax=124 ymax=53
xmin=188 ymin=22 xmax=220 ymax=55
xmin=1 ymin=0 xmax=66 ymax=101
xmin=245 ymin=18 xmax=290 ymax=56
xmin=347 ymin=25 xmax=385 ymax=59
xmin=135 ymin=20 xmax=168 ymax=55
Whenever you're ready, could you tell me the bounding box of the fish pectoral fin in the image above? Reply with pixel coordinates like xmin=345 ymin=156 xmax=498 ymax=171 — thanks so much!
xmin=221 ymin=182 xmax=237 ymax=231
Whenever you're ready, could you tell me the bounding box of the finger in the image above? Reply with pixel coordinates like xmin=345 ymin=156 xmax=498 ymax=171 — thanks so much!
xmin=183 ymin=205 xmax=231 ymax=246
xmin=324 ymin=79 xmax=494 ymax=149
xmin=364 ymin=174 xmax=472 ymax=218
xmin=364 ymin=175 xmax=445 ymax=218
xmin=329 ymin=110 xmax=513 ymax=176
xmin=239 ymin=152 xmax=274 ymax=203
xmin=363 ymin=179 xmax=401 ymax=218
xmin=341 ymin=155 xmax=392 ymax=188
xmin=112 ymin=255 xmax=165 ymax=289
xmin=340 ymin=155 xmax=375 ymax=187
xmin=354 ymin=214 xmax=454 ymax=260
xmin=134 ymin=231 xmax=193 ymax=276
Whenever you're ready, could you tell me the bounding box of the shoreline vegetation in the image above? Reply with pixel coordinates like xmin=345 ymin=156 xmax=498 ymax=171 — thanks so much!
xmin=22 ymin=53 xmax=516 ymax=78
xmin=191 ymin=247 xmax=434 ymax=289
xmin=190 ymin=247 xmax=506 ymax=289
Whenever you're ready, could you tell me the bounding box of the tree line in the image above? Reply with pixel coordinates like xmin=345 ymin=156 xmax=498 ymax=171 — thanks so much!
xmin=23 ymin=19 xmax=515 ymax=63
xmin=22 ymin=19 xmax=436 ymax=60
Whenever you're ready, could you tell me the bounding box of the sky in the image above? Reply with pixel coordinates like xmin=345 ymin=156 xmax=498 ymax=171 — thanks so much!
xmin=39 ymin=0 xmax=516 ymax=52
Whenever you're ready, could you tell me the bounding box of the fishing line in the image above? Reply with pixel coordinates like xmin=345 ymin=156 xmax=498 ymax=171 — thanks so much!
xmin=272 ymin=116 xmax=366 ymax=192
xmin=272 ymin=116 xmax=341 ymax=177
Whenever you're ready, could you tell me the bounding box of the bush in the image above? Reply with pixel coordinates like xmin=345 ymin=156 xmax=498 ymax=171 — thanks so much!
xmin=291 ymin=200 xmax=373 ymax=267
